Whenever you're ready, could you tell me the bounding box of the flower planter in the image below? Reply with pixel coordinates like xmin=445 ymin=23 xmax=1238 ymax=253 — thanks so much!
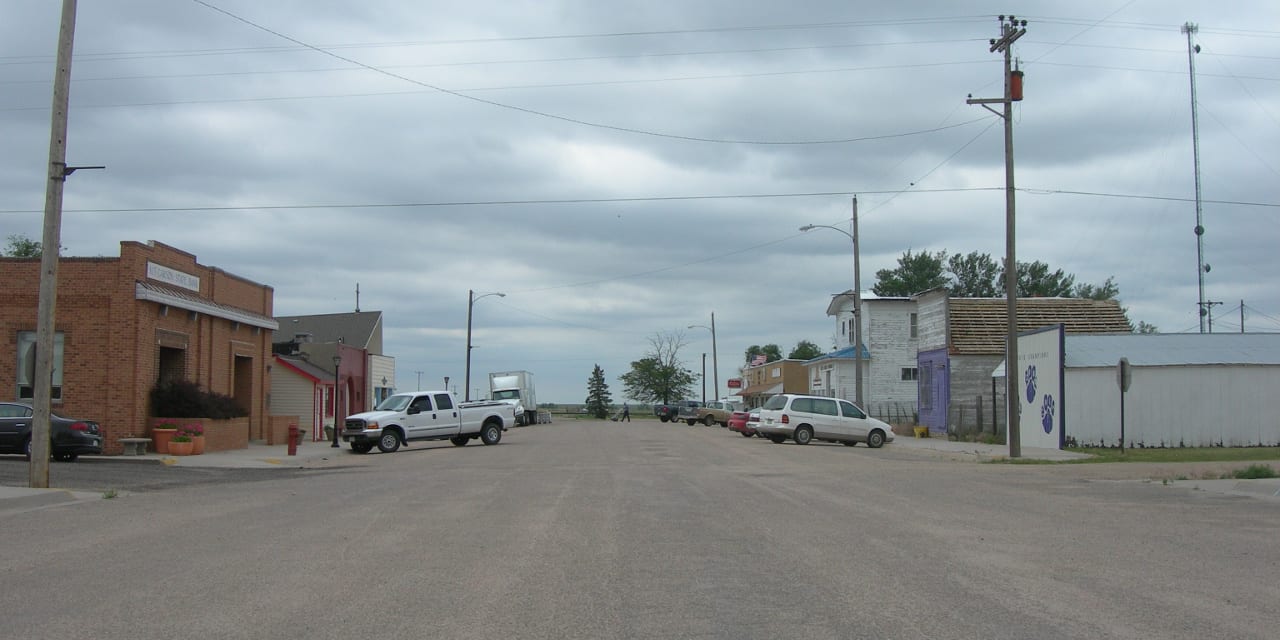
xmin=168 ymin=439 xmax=194 ymax=456
xmin=151 ymin=428 xmax=178 ymax=454
xmin=190 ymin=435 xmax=206 ymax=455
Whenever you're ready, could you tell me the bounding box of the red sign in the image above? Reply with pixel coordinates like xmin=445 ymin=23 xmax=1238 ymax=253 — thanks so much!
xmin=727 ymin=378 xmax=742 ymax=389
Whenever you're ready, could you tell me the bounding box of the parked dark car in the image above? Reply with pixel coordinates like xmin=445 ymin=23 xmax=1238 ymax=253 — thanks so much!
xmin=0 ymin=402 xmax=103 ymax=461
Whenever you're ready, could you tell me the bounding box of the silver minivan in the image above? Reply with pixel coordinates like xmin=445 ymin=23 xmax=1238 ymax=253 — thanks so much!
xmin=756 ymin=394 xmax=894 ymax=448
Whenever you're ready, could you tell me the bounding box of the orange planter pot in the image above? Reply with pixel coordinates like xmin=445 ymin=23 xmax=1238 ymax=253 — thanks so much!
xmin=190 ymin=435 xmax=206 ymax=455
xmin=168 ymin=440 xmax=194 ymax=456
xmin=152 ymin=429 xmax=177 ymax=454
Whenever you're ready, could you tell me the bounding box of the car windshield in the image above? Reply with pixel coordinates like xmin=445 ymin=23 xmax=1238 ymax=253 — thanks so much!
xmin=493 ymin=390 xmax=521 ymax=401
xmin=374 ymin=395 xmax=412 ymax=411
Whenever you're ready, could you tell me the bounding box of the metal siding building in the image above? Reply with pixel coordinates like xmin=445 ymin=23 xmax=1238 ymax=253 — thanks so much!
xmin=1062 ymin=334 xmax=1280 ymax=447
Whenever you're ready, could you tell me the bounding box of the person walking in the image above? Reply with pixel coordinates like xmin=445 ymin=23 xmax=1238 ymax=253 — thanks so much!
xmin=621 ymin=402 xmax=631 ymax=422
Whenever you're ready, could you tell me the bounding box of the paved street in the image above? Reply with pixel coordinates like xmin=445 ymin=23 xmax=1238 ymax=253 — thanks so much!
xmin=2 ymin=421 xmax=1277 ymax=639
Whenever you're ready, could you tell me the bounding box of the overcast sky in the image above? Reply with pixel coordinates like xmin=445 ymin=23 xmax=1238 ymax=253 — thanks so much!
xmin=4 ymin=1 xmax=1278 ymax=404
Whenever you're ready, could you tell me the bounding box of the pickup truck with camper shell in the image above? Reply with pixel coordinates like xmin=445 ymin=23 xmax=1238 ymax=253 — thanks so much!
xmin=678 ymin=399 xmax=744 ymax=427
xmin=341 ymin=390 xmax=515 ymax=453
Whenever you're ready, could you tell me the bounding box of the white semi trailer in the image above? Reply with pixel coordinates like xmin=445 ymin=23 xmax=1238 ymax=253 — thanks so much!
xmin=488 ymin=370 xmax=542 ymax=425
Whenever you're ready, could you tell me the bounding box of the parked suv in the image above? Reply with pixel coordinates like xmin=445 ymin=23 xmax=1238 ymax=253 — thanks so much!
xmin=756 ymin=394 xmax=893 ymax=448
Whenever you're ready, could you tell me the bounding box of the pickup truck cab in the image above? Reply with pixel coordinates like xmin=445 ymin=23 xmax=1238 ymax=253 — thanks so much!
xmin=678 ymin=399 xmax=743 ymax=427
xmin=341 ymin=390 xmax=515 ymax=453
xmin=654 ymin=400 xmax=700 ymax=423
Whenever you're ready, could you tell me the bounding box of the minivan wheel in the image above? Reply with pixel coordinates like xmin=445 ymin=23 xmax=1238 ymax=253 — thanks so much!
xmin=866 ymin=429 xmax=886 ymax=448
xmin=842 ymin=441 xmax=858 ymax=447
xmin=768 ymin=435 xmax=786 ymax=444
xmin=793 ymin=426 xmax=813 ymax=445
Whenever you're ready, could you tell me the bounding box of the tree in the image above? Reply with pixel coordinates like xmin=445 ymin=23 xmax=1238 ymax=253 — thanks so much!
xmin=584 ymin=364 xmax=612 ymax=419
xmin=1005 ymin=260 xmax=1075 ymax=297
xmin=3 ymin=234 xmax=41 ymax=257
xmin=947 ymin=251 xmax=1001 ymax=298
xmin=619 ymin=331 xmax=696 ymax=404
xmin=1134 ymin=320 xmax=1159 ymax=334
xmin=872 ymin=250 xmax=948 ymax=297
xmin=788 ymin=339 xmax=824 ymax=360
xmin=744 ymin=344 xmax=783 ymax=364
xmin=1073 ymin=276 xmax=1120 ymax=301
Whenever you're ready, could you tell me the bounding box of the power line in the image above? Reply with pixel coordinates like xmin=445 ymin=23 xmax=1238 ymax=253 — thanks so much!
xmin=185 ymin=1 xmax=987 ymax=146
xmin=3 ymin=185 xmax=1277 ymax=216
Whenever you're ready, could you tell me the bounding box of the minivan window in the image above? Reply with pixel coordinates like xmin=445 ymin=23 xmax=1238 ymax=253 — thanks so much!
xmin=812 ymin=398 xmax=838 ymax=416
xmin=791 ymin=398 xmax=814 ymax=413
xmin=762 ymin=395 xmax=788 ymax=410
xmin=839 ymin=400 xmax=865 ymax=419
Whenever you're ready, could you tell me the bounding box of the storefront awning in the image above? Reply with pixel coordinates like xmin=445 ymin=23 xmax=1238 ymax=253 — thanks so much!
xmin=738 ymin=382 xmax=783 ymax=397
xmin=136 ymin=281 xmax=279 ymax=330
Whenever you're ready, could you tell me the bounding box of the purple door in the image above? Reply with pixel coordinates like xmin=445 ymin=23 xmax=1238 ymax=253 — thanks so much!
xmin=917 ymin=348 xmax=949 ymax=433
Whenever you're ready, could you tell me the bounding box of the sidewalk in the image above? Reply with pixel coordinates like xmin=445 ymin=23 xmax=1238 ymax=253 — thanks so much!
xmin=889 ymin=432 xmax=1091 ymax=462
xmin=78 ymin=440 xmax=344 ymax=469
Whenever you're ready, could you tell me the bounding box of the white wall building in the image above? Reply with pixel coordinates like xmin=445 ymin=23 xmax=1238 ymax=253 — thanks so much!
xmin=1059 ymin=333 xmax=1280 ymax=448
xmin=805 ymin=293 xmax=919 ymax=423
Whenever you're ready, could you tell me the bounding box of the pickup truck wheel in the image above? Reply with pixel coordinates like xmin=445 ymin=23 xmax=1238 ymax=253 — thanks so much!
xmin=450 ymin=436 xmax=469 ymax=447
xmin=686 ymin=419 xmax=697 ymax=426
xmin=350 ymin=442 xmax=373 ymax=454
xmin=793 ymin=425 xmax=814 ymax=445
xmin=866 ymin=429 xmax=886 ymax=448
xmin=376 ymin=430 xmax=402 ymax=453
xmin=703 ymin=415 xmax=717 ymax=427
xmin=659 ymin=416 xmax=669 ymax=423
xmin=480 ymin=423 xmax=502 ymax=445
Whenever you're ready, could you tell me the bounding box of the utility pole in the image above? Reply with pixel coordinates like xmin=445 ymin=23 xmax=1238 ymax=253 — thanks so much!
xmin=31 ymin=0 xmax=80 ymax=488
xmin=1240 ymin=300 xmax=1245 ymax=334
xmin=1204 ymin=300 xmax=1222 ymax=333
xmin=415 ymin=371 xmax=423 ymax=391
xmin=1184 ymin=22 xmax=1208 ymax=333
xmin=968 ymin=15 xmax=1026 ymax=458
xmin=851 ymin=196 xmax=863 ymax=408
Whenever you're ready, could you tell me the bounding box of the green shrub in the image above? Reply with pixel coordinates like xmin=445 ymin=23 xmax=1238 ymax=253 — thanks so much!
xmin=150 ymin=380 xmax=248 ymax=419
xmin=1232 ymin=464 xmax=1278 ymax=480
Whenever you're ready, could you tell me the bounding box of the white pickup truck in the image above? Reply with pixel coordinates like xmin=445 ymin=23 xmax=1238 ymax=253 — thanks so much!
xmin=341 ymin=390 xmax=516 ymax=453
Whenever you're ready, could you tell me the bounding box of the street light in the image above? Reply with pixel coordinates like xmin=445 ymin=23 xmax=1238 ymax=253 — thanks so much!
xmin=687 ymin=312 xmax=719 ymax=403
xmin=465 ymin=289 xmax=505 ymax=401
xmin=799 ymin=196 xmax=862 ymax=407
xmin=331 ymin=352 xmax=342 ymax=448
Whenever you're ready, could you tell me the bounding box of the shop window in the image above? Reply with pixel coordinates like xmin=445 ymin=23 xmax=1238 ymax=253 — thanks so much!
xmin=17 ymin=331 xmax=64 ymax=401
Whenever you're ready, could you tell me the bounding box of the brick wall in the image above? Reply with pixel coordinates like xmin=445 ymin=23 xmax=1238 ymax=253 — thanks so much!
xmin=0 ymin=241 xmax=274 ymax=455
xmin=266 ymin=415 xmax=302 ymax=445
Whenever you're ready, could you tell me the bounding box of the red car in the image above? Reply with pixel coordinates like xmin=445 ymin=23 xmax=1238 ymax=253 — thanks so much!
xmin=727 ymin=410 xmax=756 ymax=437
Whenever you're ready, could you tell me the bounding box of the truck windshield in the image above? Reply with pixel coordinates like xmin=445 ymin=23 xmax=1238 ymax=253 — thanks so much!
xmin=492 ymin=390 xmax=521 ymax=401
xmin=374 ymin=395 xmax=412 ymax=411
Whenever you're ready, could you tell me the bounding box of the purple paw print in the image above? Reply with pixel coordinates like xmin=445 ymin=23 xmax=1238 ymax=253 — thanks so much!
xmin=1041 ymin=394 xmax=1055 ymax=434
xmin=1024 ymin=365 xmax=1037 ymax=403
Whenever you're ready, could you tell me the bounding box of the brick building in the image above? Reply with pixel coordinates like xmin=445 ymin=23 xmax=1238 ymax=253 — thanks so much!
xmin=0 ymin=241 xmax=277 ymax=454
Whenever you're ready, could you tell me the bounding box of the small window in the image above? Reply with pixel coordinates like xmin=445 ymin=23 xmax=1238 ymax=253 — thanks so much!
xmin=17 ymin=331 xmax=64 ymax=401
xmin=434 ymin=394 xmax=454 ymax=410
xmin=910 ymin=313 xmax=919 ymax=339
xmin=901 ymin=367 xmax=919 ymax=381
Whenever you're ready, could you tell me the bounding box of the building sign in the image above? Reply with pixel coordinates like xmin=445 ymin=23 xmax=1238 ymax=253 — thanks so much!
xmin=147 ymin=261 xmax=200 ymax=292
xmin=727 ymin=378 xmax=742 ymax=389
xmin=1016 ymin=324 xmax=1065 ymax=450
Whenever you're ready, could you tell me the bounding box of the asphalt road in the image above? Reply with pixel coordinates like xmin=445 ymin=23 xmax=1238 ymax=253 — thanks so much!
xmin=2 ymin=421 xmax=1277 ymax=639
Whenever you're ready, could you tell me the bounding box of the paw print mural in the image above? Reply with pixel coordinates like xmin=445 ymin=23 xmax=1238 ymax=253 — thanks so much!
xmin=1024 ymin=364 xmax=1037 ymax=404
xmin=1041 ymin=394 xmax=1055 ymax=434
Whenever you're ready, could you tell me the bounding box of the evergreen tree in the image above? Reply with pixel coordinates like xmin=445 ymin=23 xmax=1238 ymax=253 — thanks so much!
xmin=584 ymin=364 xmax=612 ymax=419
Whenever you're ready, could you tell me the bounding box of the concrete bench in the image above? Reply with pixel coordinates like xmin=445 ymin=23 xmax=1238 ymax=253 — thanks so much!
xmin=119 ymin=438 xmax=152 ymax=456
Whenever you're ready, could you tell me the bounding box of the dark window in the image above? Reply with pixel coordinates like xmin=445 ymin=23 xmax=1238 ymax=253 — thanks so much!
xmin=434 ymin=393 xmax=454 ymax=410
xmin=839 ymin=400 xmax=865 ymax=419
xmin=910 ymin=313 xmax=919 ymax=339
xmin=901 ymin=367 xmax=919 ymax=381
xmin=410 ymin=396 xmax=434 ymax=412
xmin=812 ymin=398 xmax=838 ymax=416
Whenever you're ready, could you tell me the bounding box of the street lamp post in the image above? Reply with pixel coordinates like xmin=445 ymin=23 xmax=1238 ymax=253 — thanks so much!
xmin=331 ymin=352 xmax=342 ymax=448
xmin=688 ymin=312 xmax=719 ymax=402
xmin=800 ymin=196 xmax=862 ymax=407
xmin=465 ymin=289 xmax=505 ymax=401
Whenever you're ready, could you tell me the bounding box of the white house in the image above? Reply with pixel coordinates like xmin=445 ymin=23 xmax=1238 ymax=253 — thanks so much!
xmin=805 ymin=292 xmax=920 ymax=423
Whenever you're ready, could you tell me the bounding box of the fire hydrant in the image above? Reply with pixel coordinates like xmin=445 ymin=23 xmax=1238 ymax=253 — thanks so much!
xmin=287 ymin=423 xmax=299 ymax=456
